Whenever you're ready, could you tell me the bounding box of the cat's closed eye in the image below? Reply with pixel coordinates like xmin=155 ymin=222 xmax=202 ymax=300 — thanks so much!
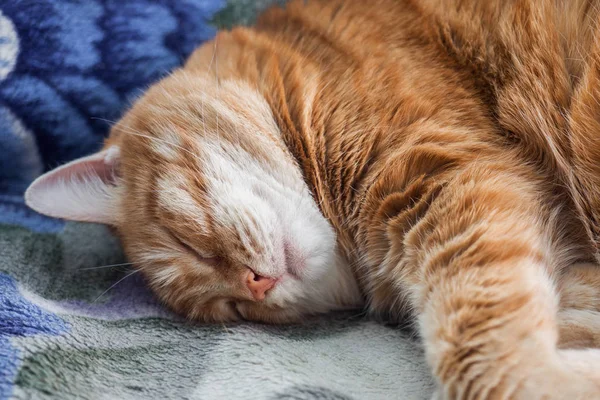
xmin=165 ymin=227 xmax=222 ymax=266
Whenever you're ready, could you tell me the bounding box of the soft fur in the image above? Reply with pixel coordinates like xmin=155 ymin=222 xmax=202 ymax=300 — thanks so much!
xmin=25 ymin=0 xmax=600 ymax=398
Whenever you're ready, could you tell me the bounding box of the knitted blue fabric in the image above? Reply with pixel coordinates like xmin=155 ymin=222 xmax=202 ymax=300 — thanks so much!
xmin=0 ymin=0 xmax=226 ymax=232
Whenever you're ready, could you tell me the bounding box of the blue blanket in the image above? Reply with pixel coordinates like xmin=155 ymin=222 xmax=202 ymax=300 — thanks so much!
xmin=0 ymin=0 xmax=224 ymax=232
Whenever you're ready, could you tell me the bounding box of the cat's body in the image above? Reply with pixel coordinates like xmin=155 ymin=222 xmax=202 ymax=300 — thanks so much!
xmin=25 ymin=0 xmax=600 ymax=398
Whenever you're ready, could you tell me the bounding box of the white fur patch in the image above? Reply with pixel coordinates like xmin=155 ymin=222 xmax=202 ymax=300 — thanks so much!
xmin=188 ymin=88 xmax=362 ymax=312
xmin=156 ymin=173 xmax=205 ymax=225
xmin=220 ymin=79 xmax=283 ymax=138
xmin=151 ymin=265 xmax=181 ymax=288
xmin=151 ymin=128 xmax=183 ymax=161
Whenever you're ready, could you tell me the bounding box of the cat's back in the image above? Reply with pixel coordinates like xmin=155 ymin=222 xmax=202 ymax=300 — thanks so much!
xmin=171 ymin=0 xmax=598 ymax=257
xmin=252 ymin=0 xmax=496 ymax=127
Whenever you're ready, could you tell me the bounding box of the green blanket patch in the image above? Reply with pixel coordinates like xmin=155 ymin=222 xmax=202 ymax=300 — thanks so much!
xmin=2 ymin=222 xmax=433 ymax=400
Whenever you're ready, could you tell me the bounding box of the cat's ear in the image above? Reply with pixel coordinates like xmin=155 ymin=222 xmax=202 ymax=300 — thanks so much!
xmin=25 ymin=146 xmax=122 ymax=225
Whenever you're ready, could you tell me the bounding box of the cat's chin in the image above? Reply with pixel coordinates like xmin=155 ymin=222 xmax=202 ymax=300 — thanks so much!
xmin=234 ymin=295 xmax=360 ymax=325
xmin=258 ymin=248 xmax=364 ymax=319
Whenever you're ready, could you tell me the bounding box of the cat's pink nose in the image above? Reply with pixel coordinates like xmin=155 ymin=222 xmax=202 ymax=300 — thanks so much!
xmin=246 ymin=270 xmax=276 ymax=301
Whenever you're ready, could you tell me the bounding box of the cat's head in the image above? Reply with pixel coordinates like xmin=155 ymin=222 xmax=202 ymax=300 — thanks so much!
xmin=24 ymin=66 xmax=362 ymax=323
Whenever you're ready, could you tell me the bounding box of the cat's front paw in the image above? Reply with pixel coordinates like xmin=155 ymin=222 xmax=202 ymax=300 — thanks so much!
xmin=432 ymin=350 xmax=600 ymax=400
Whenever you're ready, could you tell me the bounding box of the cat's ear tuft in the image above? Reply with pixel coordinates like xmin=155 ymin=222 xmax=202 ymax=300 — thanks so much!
xmin=25 ymin=146 xmax=122 ymax=225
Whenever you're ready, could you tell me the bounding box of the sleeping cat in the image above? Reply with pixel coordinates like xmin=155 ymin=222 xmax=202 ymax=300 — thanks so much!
xmin=24 ymin=0 xmax=600 ymax=398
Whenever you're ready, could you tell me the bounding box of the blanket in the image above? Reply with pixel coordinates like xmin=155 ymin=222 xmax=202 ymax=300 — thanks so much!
xmin=0 ymin=1 xmax=435 ymax=399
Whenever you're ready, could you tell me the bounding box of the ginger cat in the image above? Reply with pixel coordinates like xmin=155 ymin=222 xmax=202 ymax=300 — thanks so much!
xmin=25 ymin=0 xmax=600 ymax=398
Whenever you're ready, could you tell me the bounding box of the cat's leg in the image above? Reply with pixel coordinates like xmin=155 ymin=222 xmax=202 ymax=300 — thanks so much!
xmin=557 ymin=263 xmax=600 ymax=349
xmin=374 ymin=163 xmax=600 ymax=399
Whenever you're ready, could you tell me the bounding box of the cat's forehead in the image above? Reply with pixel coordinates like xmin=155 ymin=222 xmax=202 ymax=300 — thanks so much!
xmin=155 ymin=170 xmax=206 ymax=223
xmin=113 ymin=70 xmax=304 ymax=263
xmin=120 ymin=71 xmax=275 ymax=144
xmin=114 ymin=70 xmax=293 ymax=177
xmin=152 ymin=166 xmax=275 ymax=264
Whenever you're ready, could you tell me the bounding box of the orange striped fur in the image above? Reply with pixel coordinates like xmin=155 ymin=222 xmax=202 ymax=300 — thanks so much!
xmin=25 ymin=0 xmax=600 ymax=398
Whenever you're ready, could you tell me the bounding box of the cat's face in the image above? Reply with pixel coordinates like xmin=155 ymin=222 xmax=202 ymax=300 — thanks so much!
xmin=25 ymin=70 xmax=362 ymax=323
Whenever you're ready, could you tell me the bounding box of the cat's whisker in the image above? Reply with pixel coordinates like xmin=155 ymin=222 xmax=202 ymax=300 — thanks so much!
xmin=342 ymin=309 xmax=369 ymax=322
xmin=93 ymin=269 xmax=140 ymax=303
xmin=79 ymin=262 xmax=133 ymax=271
xmin=215 ymin=37 xmax=220 ymax=141
xmin=90 ymin=116 xmax=119 ymax=125
xmin=202 ymin=82 xmax=207 ymax=139
xmin=207 ymin=34 xmax=217 ymax=72
xmin=205 ymin=35 xmax=218 ymax=141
